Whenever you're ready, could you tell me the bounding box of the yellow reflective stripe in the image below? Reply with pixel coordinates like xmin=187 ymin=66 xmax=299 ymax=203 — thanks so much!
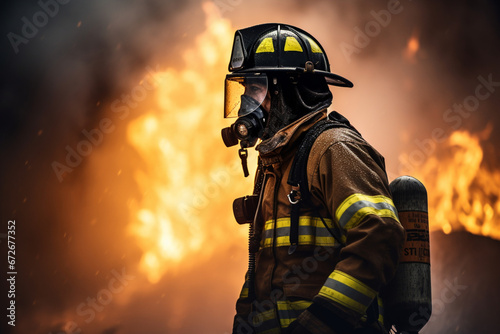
xmin=307 ymin=37 xmax=323 ymax=53
xmin=253 ymin=308 xmax=280 ymax=334
xmin=260 ymin=216 xmax=345 ymax=249
xmin=277 ymin=300 xmax=312 ymax=328
xmin=239 ymin=275 xmax=250 ymax=298
xmin=291 ymin=300 xmax=312 ymax=309
xmin=319 ymin=270 xmax=376 ymax=315
xmin=258 ymin=309 xmax=276 ymax=321
xmin=277 ymin=300 xmax=312 ymax=310
xmin=378 ymin=297 xmax=384 ymax=324
xmin=335 ymin=194 xmax=399 ymax=230
xmin=275 ymin=217 xmax=331 ymax=228
xmin=262 ymin=238 xmax=273 ymax=248
xmin=284 ymin=36 xmax=303 ymax=52
xmin=252 ymin=309 xmax=276 ymax=328
xmin=275 ymin=236 xmax=289 ymax=247
xmin=332 ymin=271 xmax=376 ymax=302
xmin=279 ymin=318 xmax=295 ymax=328
xmin=344 ymin=207 xmax=398 ymax=231
xmin=264 ymin=217 xmax=335 ymax=231
xmin=276 ymin=218 xmax=291 ymax=228
xmin=298 ymin=235 xmax=339 ymax=246
xmin=319 ymin=286 xmax=367 ymax=314
xmin=256 ymin=37 xmax=275 ymax=53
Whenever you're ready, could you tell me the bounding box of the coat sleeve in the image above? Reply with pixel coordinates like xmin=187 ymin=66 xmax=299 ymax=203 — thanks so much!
xmin=296 ymin=137 xmax=405 ymax=333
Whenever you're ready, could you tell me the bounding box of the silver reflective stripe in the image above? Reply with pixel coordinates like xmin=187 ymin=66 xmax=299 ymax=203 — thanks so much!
xmin=276 ymin=300 xmax=312 ymax=328
xmin=262 ymin=228 xmax=274 ymax=240
xmin=260 ymin=217 xmax=344 ymax=249
xmin=298 ymin=225 xmax=333 ymax=238
xmin=338 ymin=199 xmax=398 ymax=229
xmin=265 ymin=225 xmax=334 ymax=238
xmin=323 ymin=277 xmax=373 ymax=308
xmin=319 ymin=270 xmax=377 ymax=314
xmin=275 ymin=227 xmax=289 ymax=238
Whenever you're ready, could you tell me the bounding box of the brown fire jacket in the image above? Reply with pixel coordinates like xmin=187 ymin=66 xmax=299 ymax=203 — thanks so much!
xmin=233 ymin=110 xmax=405 ymax=334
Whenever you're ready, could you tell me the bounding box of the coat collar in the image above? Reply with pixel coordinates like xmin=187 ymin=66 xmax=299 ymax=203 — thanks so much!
xmin=256 ymin=109 xmax=328 ymax=161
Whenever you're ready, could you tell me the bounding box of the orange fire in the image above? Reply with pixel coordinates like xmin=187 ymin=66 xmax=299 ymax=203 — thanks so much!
xmin=126 ymin=3 xmax=254 ymax=283
xmin=404 ymin=30 xmax=420 ymax=63
xmin=411 ymin=126 xmax=500 ymax=240
xmin=125 ymin=3 xmax=499 ymax=285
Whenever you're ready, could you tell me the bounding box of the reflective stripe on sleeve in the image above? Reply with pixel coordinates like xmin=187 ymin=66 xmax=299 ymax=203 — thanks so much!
xmin=318 ymin=270 xmax=377 ymax=315
xmin=335 ymin=194 xmax=399 ymax=230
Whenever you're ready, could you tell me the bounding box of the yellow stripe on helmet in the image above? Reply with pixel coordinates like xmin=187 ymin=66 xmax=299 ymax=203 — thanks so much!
xmin=284 ymin=36 xmax=303 ymax=52
xmin=307 ymin=37 xmax=323 ymax=53
xmin=256 ymin=37 xmax=275 ymax=53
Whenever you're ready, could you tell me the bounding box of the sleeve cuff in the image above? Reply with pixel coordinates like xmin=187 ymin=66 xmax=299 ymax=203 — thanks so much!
xmin=318 ymin=270 xmax=377 ymax=316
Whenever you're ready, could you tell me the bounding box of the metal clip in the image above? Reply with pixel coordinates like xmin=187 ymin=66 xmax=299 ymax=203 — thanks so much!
xmin=304 ymin=61 xmax=314 ymax=72
xmin=287 ymin=186 xmax=301 ymax=204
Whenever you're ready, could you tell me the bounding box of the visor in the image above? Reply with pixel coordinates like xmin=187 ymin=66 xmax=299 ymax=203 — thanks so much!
xmin=224 ymin=73 xmax=268 ymax=118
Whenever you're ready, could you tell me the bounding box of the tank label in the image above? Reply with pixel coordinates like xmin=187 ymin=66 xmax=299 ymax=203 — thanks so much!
xmin=399 ymin=211 xmax=430 ymax=263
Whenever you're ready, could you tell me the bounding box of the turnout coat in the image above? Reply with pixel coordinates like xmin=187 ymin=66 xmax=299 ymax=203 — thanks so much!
xmin=233 ymin=110 xmax=405 ymax=334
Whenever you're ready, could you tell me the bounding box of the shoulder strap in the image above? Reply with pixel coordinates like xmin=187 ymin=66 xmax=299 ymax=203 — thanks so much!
xmin=287 ymin=111 xmax=360 ymax=195
xmin=286 ymin=111 xmax=360 ymax=254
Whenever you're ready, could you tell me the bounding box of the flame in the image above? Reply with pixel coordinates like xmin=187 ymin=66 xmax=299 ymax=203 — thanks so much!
xmin=410 ymin=126 xmax=500 ymax=239
xmin=126 ymin=3 xmax=253 ymax=283
xmin=404 ymin=30 xmax=420 ymax=63
xmin=125 ymin=3 xmax=499 ymax=286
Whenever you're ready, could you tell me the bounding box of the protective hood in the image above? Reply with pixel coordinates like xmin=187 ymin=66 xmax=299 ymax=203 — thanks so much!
xmin=262 ymin=73 xmax=332 ymax=139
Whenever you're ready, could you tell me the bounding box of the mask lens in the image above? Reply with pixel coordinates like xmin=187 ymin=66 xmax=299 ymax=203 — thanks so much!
xmin=224 ymin=73 xmax=268 ymax=118
xmin=237 ymin=123 xmax=249 ymax=137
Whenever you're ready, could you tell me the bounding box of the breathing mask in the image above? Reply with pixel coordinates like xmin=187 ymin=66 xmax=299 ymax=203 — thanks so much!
xmin=221 ymin=73 xmax=268 ymax=176
xmin=222 ymin=73 xmax=268 ymax=148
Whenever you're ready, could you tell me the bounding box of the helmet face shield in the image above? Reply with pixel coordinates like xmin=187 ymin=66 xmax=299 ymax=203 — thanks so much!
xmin=224 ymin=73 xmax=268 ymax=118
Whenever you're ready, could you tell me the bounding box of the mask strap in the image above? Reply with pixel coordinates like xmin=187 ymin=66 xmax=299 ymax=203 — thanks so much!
xmin=238 ymin=148 xmax=250 ymax=177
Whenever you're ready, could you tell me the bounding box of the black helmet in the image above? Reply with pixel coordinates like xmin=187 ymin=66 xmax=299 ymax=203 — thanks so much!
xmin=228 ymin=23 xmax=353 ymax=87
xmin=222 ymin=24 xmax=352 ymax=151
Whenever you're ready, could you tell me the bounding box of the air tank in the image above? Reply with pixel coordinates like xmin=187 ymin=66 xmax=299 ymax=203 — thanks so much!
xmin=385 ymin=176 xmax=432 ymax=333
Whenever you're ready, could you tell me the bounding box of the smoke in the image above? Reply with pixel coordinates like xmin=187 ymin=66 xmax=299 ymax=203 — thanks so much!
xmin=223 ymin=0 xmax=500 ymax=177
xmin=0 ymin=0 xmax=499 ymax=333
xmin=0 ymin=1 xmax=209 ymax=333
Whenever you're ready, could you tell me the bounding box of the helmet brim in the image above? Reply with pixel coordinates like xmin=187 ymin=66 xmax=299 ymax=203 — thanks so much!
xmin=322 ymin=72 xmax=354 ymax=88
xmin=235 ymin=67 xmax=353 ymax=88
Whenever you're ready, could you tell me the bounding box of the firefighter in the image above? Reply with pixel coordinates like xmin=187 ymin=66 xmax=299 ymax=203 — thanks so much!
xmin=223 ymin=24 xmax=405 ymax=334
